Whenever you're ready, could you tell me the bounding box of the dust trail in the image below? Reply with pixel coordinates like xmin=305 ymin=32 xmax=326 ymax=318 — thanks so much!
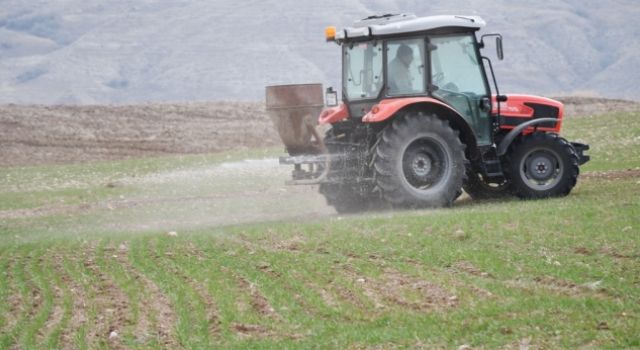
xmin=1 ymin=158 xmax=334 ymax=234
xmin=96 ymin=158 xmax=332 ymax=232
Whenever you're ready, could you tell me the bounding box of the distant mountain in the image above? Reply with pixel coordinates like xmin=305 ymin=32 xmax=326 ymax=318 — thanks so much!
xmin=0 ymin=0 xmax=638 ymax=104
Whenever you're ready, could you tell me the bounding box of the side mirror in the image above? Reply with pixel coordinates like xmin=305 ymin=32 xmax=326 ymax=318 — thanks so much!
xmin=325 ymin=87 xmax=338 ymax=107
xmin=496 ymin=36 xmax=504 ymax=60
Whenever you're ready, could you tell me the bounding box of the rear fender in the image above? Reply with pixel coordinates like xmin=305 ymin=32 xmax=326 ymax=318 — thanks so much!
xmin=362 ymin=97 xmax=453 ymax=123
xmin=318 ymin=103 xmax=349 ymax=124
xmin=362 ymin=98 xmax=480 ymax=161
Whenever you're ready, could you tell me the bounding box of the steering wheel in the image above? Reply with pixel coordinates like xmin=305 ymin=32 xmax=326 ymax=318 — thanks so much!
xmin=442 ymin=82 xmax=459 ymax=93
xmin=432 ymin=72 xmax=444 ymax=85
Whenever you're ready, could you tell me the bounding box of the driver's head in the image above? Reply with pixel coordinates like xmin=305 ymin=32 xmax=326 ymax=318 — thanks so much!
xmin=396 ymin=44 xmax=413 ymax=66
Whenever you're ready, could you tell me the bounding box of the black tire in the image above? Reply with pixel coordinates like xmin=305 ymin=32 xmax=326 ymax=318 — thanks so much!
xmin=506 ymin=133 xmax=579 ymax=199
xmin=319 ymin=183 xmax=372 ymax=214
xmin=374 ymin=112 xmax=467 ymax=208
xmin=463 ymin=169 xmax=511 ymax=200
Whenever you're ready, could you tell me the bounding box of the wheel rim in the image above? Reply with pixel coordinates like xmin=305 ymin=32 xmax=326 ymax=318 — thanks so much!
xmin=402 ymin=137 xmax=450 ymax=191
xmin=519 ymin=148 xmax=563 ymax=191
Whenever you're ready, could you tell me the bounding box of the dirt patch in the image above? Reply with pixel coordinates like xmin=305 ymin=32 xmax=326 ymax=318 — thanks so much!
xmin=333 ymin=283 xmax=369 ymax=310
xmin=25 ymin=259 xmax=44 ymax=320
xmin=452 ymin=261 xmax=494 ymax=278
xmin=256 ymin=262 xmax=282 ymax=278
xmin=233 ymin=274 xmax=279 ymax=319
xmin=574 ymin=247 xmax=593 ymax=255
xmin=2 ymin=258 xmax=22 ymax=334
xmin=0 ymin=102 xmax=281 ymax=167
xmin=231 ymin=323 xmax=304 ymax=340
xmin=232 ymin=323 xmax=271 ymax=337
xmin=507 ymin=276 xmax=610 ymax=298
xmin=534 ymin=276 xmax=581 ymax=292
xmin=341 ymin=266 xmax=458 ymax=312
xmin=582 ymin=169 xmax=640 ymax=180
xmin=185 ymin=242 xmax=208 ymax=261
xmin=271 ymin=235 xmax=306 ymax=252
xmin=379 ymin=269 xmax=459 ymax=311
xmin=599 ymin=246 xmax=639 ymax=260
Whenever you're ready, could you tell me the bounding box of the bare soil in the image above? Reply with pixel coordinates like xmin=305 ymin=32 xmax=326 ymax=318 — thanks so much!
xmin=554 ymin=96 xmax=640 ymax=117
xmin=0 ymin=97 xmax=636 ymax=167
xmin=0 ymin=102 xmax=280 ymax=167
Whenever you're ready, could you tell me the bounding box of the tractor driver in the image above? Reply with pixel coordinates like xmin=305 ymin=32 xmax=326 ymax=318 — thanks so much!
xmin=388 ymin=43 xmax=414 ymax=94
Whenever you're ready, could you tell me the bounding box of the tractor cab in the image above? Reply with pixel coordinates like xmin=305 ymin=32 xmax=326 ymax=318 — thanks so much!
xmin=326 ymin=14 xmax=497 ymax=146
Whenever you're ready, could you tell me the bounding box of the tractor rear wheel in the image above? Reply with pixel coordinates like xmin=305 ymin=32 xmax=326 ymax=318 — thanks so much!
xmin=463 ymin=170 xmax=511 ymax=200
xmin=506 ymin=133 xmax=579 ymax=199
xmin=374 ymin=113 xmax=466 ymax=208
xmin=319 ymin=183 xmax=377 ymax=214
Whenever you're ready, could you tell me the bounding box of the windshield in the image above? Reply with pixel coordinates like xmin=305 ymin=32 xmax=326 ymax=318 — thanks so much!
xmin=343 ymin=41 xmax=383 ymax=100
xmin=430 ymin=34 xmax=488 ymax=96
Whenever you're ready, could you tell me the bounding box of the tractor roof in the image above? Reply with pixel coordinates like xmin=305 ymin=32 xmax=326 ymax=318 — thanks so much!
xmin=335 ymin=14 xmax=485 ymax=41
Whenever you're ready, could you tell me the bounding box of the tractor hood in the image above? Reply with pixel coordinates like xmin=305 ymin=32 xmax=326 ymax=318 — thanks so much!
xmin=493 ymin=94 xmax=565 ymax=134
xmin=492 ymin=94 xmax=564 ymax=118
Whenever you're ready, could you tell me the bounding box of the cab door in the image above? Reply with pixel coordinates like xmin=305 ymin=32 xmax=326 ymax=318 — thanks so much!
xmin=429 ymin=33 xmax=492 ymax=146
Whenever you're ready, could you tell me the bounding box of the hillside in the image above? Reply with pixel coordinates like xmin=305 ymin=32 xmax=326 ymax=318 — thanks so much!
xmin=0 ymin=0 xmax=639 ymax=104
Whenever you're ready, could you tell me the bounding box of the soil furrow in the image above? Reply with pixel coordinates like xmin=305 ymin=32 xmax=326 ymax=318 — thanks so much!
xmin=83 ymin=249 xmax=131 ymax=350
xmin=55 ymin=256 xmax=90 ymax=350
xmin=1 ymin=257 xmax=21 ymax=335
xmin=35 ymin=255 xmax=66 ymax=347
xmin=231 ymin=272 xmax=280 ymax=319
xmin=111 ymin=244 xmax=180 ymax=347
xmin=161 ymin=255 xmax=221 ymax=336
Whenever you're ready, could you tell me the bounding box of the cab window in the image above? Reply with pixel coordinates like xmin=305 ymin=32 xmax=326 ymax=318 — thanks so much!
xmin=386 ymin=39 xmax=425 ymax=95
xmin=343 ymin=41 xmax=383 ymax=100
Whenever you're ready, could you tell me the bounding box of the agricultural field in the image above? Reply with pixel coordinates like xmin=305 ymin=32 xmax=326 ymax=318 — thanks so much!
xmin=1 ymin=108 xmax=639 ymax=349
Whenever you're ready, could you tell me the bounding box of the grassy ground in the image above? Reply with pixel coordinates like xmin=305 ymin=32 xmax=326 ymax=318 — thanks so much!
xmin=0 ymin=111 xmax=639 ymax=349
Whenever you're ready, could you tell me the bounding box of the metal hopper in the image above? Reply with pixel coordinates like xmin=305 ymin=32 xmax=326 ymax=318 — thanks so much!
xmin=265 ymin=84 xmax=329 ymax=184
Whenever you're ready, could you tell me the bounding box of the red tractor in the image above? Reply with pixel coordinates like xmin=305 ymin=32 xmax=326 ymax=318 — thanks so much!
xmin=267 ymin=14 xmax=589 ymax=213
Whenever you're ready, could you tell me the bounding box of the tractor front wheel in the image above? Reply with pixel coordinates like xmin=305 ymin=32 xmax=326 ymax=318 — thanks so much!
xmin=374 ymin=113 xmax=466 ymax=208
xmin=506 ymin=133 xmax=579 ymax=199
